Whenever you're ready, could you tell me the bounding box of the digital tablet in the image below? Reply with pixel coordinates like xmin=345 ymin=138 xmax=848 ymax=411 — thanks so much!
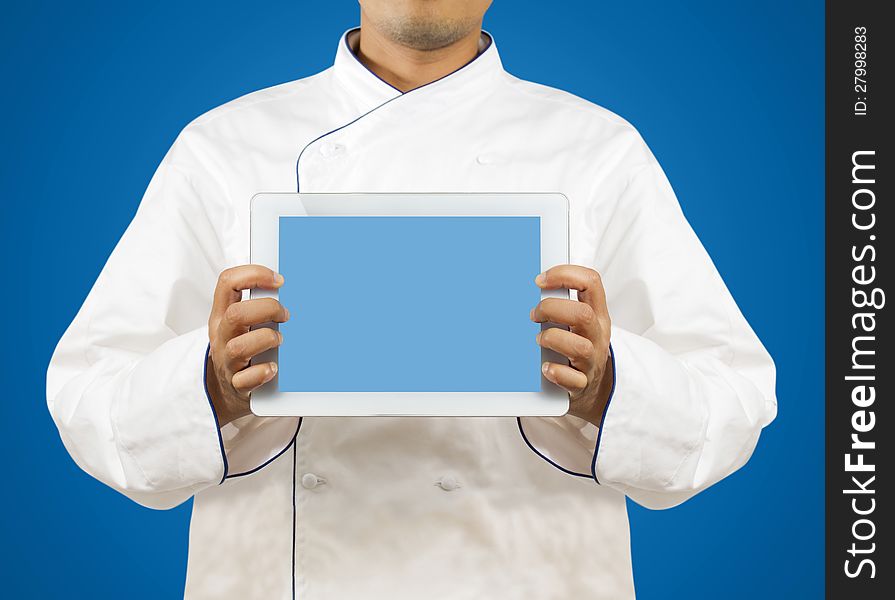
xmin=249 ymin=193 xmax=569 ymax=416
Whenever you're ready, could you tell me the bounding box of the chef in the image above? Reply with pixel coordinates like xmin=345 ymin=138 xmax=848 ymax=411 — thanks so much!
xmin=47 ymin=1 xmax=777 ymax=598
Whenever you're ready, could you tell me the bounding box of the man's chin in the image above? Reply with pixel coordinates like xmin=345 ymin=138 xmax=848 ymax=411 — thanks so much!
xmin=381 ymin=17 xmax=477 ymax=51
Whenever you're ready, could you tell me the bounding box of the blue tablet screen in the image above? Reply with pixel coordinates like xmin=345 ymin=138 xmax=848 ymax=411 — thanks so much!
xmin=277 ymin=216 xmax=542 ymax=392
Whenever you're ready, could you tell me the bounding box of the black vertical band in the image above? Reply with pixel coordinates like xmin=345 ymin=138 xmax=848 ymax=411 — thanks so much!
xmin=825 ymin=1 xmax=891 ymax=596
xmin=292 ymin=441 xmax=297 ymax=600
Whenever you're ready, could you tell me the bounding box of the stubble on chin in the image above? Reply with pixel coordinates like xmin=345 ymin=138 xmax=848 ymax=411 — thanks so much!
xmin=373 ymin=14 xmax=479 ymax=51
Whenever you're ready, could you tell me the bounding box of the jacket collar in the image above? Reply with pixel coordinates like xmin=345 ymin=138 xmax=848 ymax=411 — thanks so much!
xmin=332 ymin=27 xmax=504 ymax=113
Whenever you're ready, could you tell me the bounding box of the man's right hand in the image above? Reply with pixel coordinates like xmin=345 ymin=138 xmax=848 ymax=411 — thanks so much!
xmin=206 ymin=265 xmax=289 ymax=427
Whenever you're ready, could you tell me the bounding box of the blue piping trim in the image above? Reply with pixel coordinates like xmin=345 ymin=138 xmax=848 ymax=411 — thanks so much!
xmin=203 ymin=346 xmax=303 ymax=482
xmin=225 ymin=418 xmax=303 ymax=479
xmin=341 ymin=27 xmax=493 ymax=94
xmin=202 ymin=343 xmax=230 ymax=484
xmin=590 ymin=343 xmax=617 ymax=485
xmin=516 ymin=417 xmax=592 ymax=479
xmin=342 ymin=28 xmax=403 ymax=93
xmin=295 ymin=98 xmax=402 ymax=192
xmin=296 ymin=28 xmax=494 ymax=192
xmin=515 ymin=342 xmax=618 ymax=483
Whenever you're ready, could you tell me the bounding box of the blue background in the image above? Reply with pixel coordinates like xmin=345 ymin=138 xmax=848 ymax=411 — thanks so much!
xmin=1 ymin=1 xmax=823 ymax=598
xmin=278 ymin=216 xmax=542 ymax=392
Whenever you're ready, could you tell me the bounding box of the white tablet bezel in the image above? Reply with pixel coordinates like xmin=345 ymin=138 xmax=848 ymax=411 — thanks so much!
xmin=249 ymin=192 xmax=570 ymax=417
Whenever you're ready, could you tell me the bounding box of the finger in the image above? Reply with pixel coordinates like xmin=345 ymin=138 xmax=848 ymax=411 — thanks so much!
xmin=530 ymin=297 xmax=599 ymax=338
xmin=220 ymin=298 xmax=290 ymax=341
xmin=536 ymin=327 xmax=595 ymax=368
xmin=232 ymin=362 xmax=278 ymax=393
xmin=541 ymin=361 xmax=588 ymax=393
xmin=224 ymin=327 xmax=284 ymax=369
xmin=211 ymin=265 xmax=284 ymax=323
xmin=535 ymin=265 xmax=609 ymax=321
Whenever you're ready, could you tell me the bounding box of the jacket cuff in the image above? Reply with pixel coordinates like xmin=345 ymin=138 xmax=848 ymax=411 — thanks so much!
xmin=114 ymin=327 xmax=228 ymax=491
xmin=202 ymin=345 xmax=301 ymax=480
xmin=202 ymin=343 xmax=229 ymax=482
xmin=219 ymin=415 xmax=301 ymax=479
xmin=591 ymin=327 xmax=705 ymax=491
xmin=517 ymin=344 xmax=617 ymax=481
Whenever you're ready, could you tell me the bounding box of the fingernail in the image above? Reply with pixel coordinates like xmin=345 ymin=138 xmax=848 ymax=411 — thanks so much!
xmin=535 ymin=273 xmax=546 ymax=286
xmin=542 ymin=362 xmax=550 ymax=375
xmin=270 ymin=362 xmax=278 ymax=375
xmin=535 ymin=332 xmax=542 ymax=344
xmin=277 ymin=331 xmax=284 ymax=344
xmin=274 ymin=273 xmax=285 ymax=286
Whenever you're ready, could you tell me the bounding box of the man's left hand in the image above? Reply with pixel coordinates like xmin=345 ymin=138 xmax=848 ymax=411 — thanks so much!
xmin=530 ymin=265 xmax=613 ymax=427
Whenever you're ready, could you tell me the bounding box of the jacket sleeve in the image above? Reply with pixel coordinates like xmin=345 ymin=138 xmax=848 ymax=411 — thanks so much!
xmin=46 ymin=127 xmax=299 ymax=510
xmin=519 ymin=138 xmax=777 ymax=510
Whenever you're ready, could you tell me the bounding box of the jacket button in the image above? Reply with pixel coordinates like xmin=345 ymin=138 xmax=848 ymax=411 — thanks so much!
xmin=301 ymin=473 xmax=325 ymax=489
xmin=436 ymin=475 xmax=461 ymax=491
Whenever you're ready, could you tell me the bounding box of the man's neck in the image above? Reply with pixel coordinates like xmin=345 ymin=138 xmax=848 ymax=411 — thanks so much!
xmin=355 ymin=15 xmax=483 ymax=92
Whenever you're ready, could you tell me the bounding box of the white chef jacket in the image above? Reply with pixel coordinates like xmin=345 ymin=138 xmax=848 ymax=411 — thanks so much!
xmin=47 ymin=29 xmax=777 ymax=599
